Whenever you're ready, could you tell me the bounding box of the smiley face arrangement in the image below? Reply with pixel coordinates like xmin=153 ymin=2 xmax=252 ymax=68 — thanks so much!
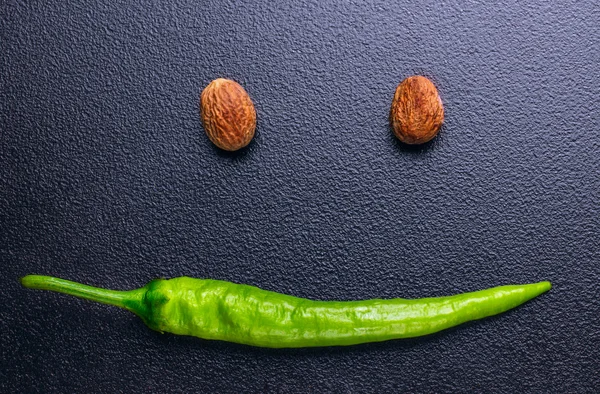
xmin=22 ymin=76 xmax=549 ymax=348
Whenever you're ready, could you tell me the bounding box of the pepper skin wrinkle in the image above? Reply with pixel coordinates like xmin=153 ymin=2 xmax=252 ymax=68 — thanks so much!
xmin=20 ymin=275 xmax=551 ymax=348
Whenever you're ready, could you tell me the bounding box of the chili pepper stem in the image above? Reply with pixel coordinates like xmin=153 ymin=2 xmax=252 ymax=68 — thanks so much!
xmin=20 ymin=275 xmax=142 ymax=312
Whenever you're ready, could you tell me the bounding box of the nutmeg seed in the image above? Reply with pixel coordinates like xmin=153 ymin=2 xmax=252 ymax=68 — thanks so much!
xmin=390 ymin=76 xmax=444 ymax=145
xmin=200 ymin=78 xmax=256 ymax=151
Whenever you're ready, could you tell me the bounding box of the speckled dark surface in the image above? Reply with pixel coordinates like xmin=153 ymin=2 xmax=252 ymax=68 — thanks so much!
xmin=1 ymin=0 xmax=599 ymax=392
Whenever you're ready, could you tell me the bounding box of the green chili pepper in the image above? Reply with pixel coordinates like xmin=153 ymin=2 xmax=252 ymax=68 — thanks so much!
xmin=20 ymin=275 xmax=550 ymax=348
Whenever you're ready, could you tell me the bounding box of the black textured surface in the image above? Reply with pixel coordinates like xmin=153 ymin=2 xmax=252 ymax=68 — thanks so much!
xmin=1 ymin=0 xmax=599 ymax=392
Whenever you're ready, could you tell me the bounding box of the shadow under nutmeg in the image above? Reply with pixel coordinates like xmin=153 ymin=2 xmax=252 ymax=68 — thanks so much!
xmin=208 ymin=130 xmax=259 ymax=161
xmin=388 ymin=123 xmax=443 ymax=154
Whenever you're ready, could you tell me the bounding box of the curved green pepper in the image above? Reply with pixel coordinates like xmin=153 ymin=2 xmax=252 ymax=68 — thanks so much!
xmin=21 ymin=275 xmax=550 ymax=348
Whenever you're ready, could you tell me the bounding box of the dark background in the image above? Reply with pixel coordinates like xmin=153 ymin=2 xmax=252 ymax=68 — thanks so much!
xmin=1 ymin=0 xmax=599 ymax=392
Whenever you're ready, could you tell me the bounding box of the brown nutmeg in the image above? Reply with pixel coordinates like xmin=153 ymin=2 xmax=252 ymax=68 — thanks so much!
xmin=390 ymin=76 xmax=444 ymax=144
xmin=200 ymin=78 xmax=256 ymax=151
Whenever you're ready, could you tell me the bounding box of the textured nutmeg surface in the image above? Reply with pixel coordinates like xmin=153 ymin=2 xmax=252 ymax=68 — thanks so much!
xmin=200 ymin=78 xmax=256 ymax=151
xmin=1 ymin=0 xmax=599 ymax=393
xmin=390 ymin=76 xmax=444 ymax=144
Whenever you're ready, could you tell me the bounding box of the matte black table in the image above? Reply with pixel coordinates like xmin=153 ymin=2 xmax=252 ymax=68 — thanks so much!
xmin=2 ymin=1 xmax=598 ymax=392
